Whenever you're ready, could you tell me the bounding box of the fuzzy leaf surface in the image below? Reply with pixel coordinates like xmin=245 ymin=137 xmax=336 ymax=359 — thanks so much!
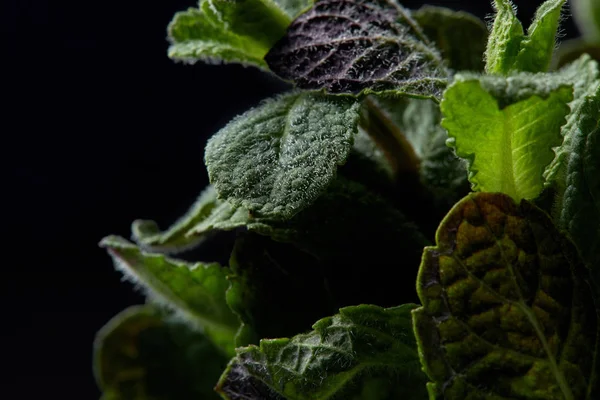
xmin=485 ymin=0 xmax=524 ymax=74
xmin=441 ymin=75 xmax=573 ymax=201
xmin=265 ymin=0 xmax=448 ymax=98
xmin=205 ymin=92 xmax=361 ymax=219
xmin=412 ymin=6 xmax=488 ymax=72
xmin=99 ymin=236 xmax=238 ymax=352
xmin=217 ymin=304 xmax=429 ymax=400
xmin=413 ymin=192 xmax=599 ymax=399
xmin=167 ymin=0 xmax=308 ymax=68
xmin=94 ymin=306 xmax=229 ymax=400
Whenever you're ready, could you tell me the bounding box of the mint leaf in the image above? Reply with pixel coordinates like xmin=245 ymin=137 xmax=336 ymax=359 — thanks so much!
xmin=265 ymin=0 xmax=448 ymax=98
xmin=94 ymin=306 xmax=229 ymax=400
xmin=167 ymin=0 xmax=302 ymax=69
xmin=441 ymin=75 xmax=573 ymax=201
xmin=486 ymin=0 xmax=566 ymax=74
xmin=412 ymin=6 xmax=488 ymax=72
xmin=205 ymin=92 xmax=361 ymax=219
xmin=99 ymin=236 xmax=239 ymax=353
xmin=412 ymin=192 xmax=599 ymax=399
xmin=485 ymin=0 xmax=524 ymax=75
xmin=217 ymin=304 xmax=429 ymax=400
xmin=572 ymin=0 xmax=600 ymax=43
xmin=515 ymin=0 xmax=566 ymax=73
xmin=131 ymin=185 xmax=219 ymax=254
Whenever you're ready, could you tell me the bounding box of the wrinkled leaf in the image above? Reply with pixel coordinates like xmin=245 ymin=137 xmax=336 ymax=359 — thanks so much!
xmin=217 ymin=304 xmax=429 ymax=400
xmin=572 ymin=0 xmax=600 ymax=43
xmin=265 ymin=0 xmax=448 ymax=98
xmin=94 ymin=306 xmax=229 ymax=400
xmin=167 ymin=0 xmax=298 ymax=69
xmin=515 ymin=0 xmax=566 ymax=73
xmin=413 ymin=192 xmax=599 ymax=399
xmin=485 ymin=0 xmax=524 ymax=74
xmin=412 ymin=5 xmax=488 ymax=72
xmin=205 ymin=92 xmax=361 ymax=219
xmin=441 ymin=75 xmax=573 ymax=201
xmin=99 ymin=236 xmax=239 ymax=353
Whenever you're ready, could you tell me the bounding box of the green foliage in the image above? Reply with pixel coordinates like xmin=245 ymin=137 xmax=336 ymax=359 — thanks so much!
xmin=205 ymin=92 xmax=361 ymax=219
xmin=217 ymin=304 xmax=428 ymax=400
xmin=413 ymin=192 xmax=599 ymax=399
xmin=441 ymin=75 xmax=573 ymax=201
xmin=96 ymin=1 xmax=600 ymax=399
xmin=412 ymin=6 xmax=488 ymax=72
xmin=486 ymin=0 xmax=566 ymax=74
xmin=94 ymin=306 xmax=229 ymax=400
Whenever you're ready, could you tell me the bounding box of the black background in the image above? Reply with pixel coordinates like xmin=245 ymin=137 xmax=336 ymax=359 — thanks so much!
xmin=6 ymin=0 xmax=579 ymax=398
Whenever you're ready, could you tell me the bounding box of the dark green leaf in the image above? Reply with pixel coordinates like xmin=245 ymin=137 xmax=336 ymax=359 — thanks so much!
xmin=217 ymin=304 xmax=429 ymax=400
xmin=413 ymin=192 xmax=599 ymax=399
xmin=94 ymin=306 xmax=229 ymax=400
xmin=412 ymin=5 xmax=488 ymax=72
xmin=205 ymin=92 xmax=361 ymax=219
xmin=99 ymin=236 xmax=239 ymax=353
xmin=265 ymin=0 xmax=448 ymax=98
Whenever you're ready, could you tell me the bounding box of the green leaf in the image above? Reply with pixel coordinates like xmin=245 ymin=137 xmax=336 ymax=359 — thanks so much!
xmin=441 ymin=75 xmax=573 ymax=201
xmin=167 ymin=0 xmax=301 ymax=69
xmin=485 ymin=0 xmax=524 ymax=75
xmin=205 ymin=92 xmax=361 ymax=219
xmin=94 ymin=305 xmax=229 ymax=400
xmin=412 ymin=5 xmax=488 ymax=72
xmin=572 ymin=0 xmax=600 ymax=43
xmin=486 ymin=0 xmax=566 ymax=74
xmin=216 ymin=304 xmax=429 ymax=400
xmin=99 ymin=236 xmax=239 ymax=353
xmin=265 ymin=0 xmax=449 ymax=99
xmin=514 ymin=0 xmax=566 ymax=73
xmin=131 ymin=185 xmax=219 ymax=254
xmin=412 ymin=192 xmax=599 ymax=399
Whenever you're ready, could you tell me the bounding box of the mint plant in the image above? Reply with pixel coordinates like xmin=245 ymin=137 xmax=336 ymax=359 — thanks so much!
xmin=93 ymin=0 xmax=600 ymax=399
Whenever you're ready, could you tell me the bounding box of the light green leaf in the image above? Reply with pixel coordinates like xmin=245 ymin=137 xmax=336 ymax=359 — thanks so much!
xmin=205 ymin=92 xmax=361 ymax=219
xmin=485 ymin=0 xmax=524 ymax=75
xmin=167 ymin=0 xmax=303 ymax=69
xmin=99 ymin=236 xmax=239 ymax=353
xmin=216 ymin=304 xmax=429 ymax=400
xmin=515 ymin=0 xmax=566 ymax=73
xmin=271 ymin=0 xmax=313 ymax=18
xmin=441 ymin=75 xmax=573 ymax=201
xmin=412 ymin=5 xmax=488 ymax=72
xmin=94 ymin=305 xmax=228 ymax=400
xmin=413 ymin=192 xmax=599 ymax=399
xmin=572 ymin=0 xmax=600 ymax=43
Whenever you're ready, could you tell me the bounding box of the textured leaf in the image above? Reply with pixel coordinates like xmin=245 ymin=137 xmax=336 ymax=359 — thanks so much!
xmin=94 ymin=306 xmax=229 ymax=400
xmin=412 ymin=5 xmax=488 ymax=72
xmin=99 ymin=236 xmax=239 ymax=352
xmin=412 ymin=192 xmax=599 ymax=399
xmin=205 ymin=92 xmax=361 ymax=219
xmin=514 ymin=0 xmax=566 ymax=73
xmin=572 ymin=0 xmax=600 ymax=43
xmin=131 ymin=185 xmax=219 ymax=254
xmin=485 ymin=0 xmax=524 ymax=74
xmin=272 ymin=0 xmax=314 ymax=18
xmin=217 ymin=304 xmax=429 ymax=400
xmin=441 ymin=75 xmax=573 ymax=201
xmin=265 ymin=0 xmax=448 ymax=98
xmin=167 ymin=0 xmax=293 ymax=68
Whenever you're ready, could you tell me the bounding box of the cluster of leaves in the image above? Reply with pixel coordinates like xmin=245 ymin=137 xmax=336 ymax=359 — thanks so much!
xmin=94 ymin=0 xmax=600 ymax=399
